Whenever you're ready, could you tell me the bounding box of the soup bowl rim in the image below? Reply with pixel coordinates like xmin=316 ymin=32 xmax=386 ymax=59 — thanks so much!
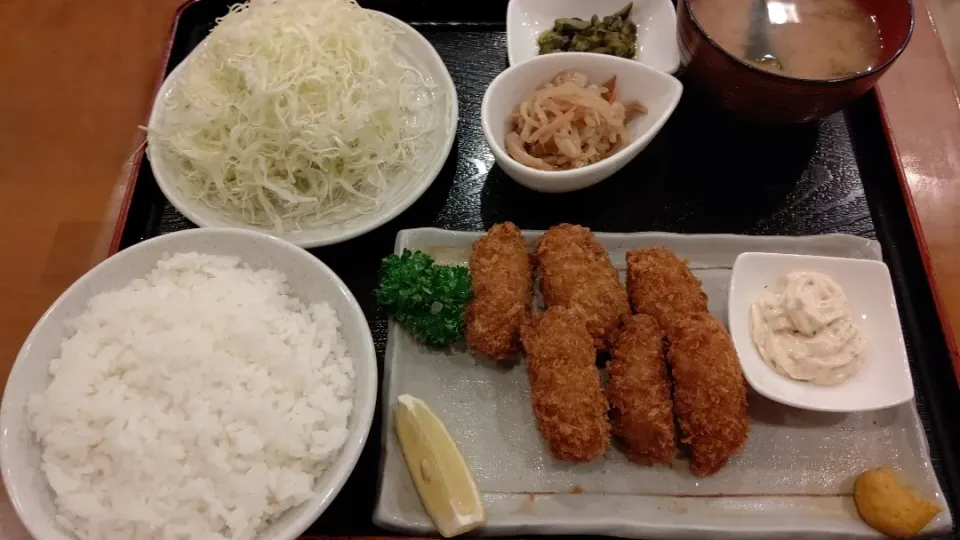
xmin=680 ymin=0 xmax=916 ymax=86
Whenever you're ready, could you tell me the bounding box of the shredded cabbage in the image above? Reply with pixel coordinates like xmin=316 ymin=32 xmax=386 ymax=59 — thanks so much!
xmin=147 ymin=0 xmax=440 ymax=232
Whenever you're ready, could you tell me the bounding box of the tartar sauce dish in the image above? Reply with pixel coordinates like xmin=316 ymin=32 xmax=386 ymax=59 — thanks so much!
xmin=728 ymin=252 xmax=914 ymax=413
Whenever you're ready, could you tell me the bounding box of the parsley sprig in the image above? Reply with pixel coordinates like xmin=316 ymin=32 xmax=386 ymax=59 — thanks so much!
xmin=375 ymin=250 xmax=472 ymax=349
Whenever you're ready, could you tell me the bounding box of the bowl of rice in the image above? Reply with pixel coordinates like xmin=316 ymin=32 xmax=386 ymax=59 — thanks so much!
xmin=0 ymin=228 xmax=378 ymax=540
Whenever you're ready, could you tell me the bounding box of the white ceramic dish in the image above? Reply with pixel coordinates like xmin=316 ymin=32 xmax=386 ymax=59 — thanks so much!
xmin=728 ymin=252 xmax=914 ymax=413
xmin=0 ymin=229 xmax=379 ymax=540
xmin=373 ymin=229 xmax=952 ymax=539
xmin=146 ymin=12 xmax=458 ymax=249
xmin=506 ymin=0 xmax=680 ymax=72
xmin=481 ymin=52 xmax=682 ymax=193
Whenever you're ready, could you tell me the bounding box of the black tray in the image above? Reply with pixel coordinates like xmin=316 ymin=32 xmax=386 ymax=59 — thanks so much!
xmin=117 ymin=0 xmax=960 ymax=537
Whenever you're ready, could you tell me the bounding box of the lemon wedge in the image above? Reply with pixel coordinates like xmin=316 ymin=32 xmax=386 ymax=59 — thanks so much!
xmin=394 ymin=394 xmax=485 ymax=537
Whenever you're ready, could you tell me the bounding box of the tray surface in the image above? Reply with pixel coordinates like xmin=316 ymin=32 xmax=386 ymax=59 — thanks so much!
xmin=374 ymin=230 xmax=952 ymax=538
xmin=116 ymin=0 xmax=960 ymax=537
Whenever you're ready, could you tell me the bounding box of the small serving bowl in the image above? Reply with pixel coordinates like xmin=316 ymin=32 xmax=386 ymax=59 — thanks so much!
xmin=481 ymin=52 xmax=682 ymax=193
xmin=728 ymin=252 xmax=914 ymax=412
xmin=506 ymin=0 xmax=680 ymax=73
xmin=0 ymin=229 xmax=378 ymax=540
xmin=677 ymin=0 xmax=914 ymax=124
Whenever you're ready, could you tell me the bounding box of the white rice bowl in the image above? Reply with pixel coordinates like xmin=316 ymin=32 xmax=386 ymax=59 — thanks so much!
xmin=0 ymin=229 xmax=378 ymax=540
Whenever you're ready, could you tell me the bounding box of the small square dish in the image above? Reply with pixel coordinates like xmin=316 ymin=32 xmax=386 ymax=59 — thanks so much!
xmin=728 ymin=252 xmax=914 ymax=413
xmin=506 ymin=0 xmax=680 ymax=72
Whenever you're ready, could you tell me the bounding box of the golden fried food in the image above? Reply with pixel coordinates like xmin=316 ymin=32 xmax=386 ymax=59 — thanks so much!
xmin=607 ymin=314 xmax=676 ymax=465
xmin=626 ymin=247 xmax=708 ymax=331
xmin=466 ymin=222 xmax=533 ymax=360
xmin=667 ymin=313 xmax=748 ymax=477
xmin=534 ymin=224 xmax=630 ymax=349
xmin=520 ymin=306 xmax=611 ymax=461
xmin=854 ymin=467 xmax=942 ymax=538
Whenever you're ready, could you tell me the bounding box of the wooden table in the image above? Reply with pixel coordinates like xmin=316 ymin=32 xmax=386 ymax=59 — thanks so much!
xmin=1 ymin=0 xmax=959 ymax=537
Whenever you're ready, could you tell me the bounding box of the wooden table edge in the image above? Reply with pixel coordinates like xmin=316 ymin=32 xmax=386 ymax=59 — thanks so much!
xmin=102 ymin=0 xmax=960 ymax=389
xmin=874 ymin=0 xmax=960 ymax=386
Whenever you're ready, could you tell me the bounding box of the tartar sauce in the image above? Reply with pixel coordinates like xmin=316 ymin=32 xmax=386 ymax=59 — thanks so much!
xmin=750 ymin=271 xmax=864 ymax=386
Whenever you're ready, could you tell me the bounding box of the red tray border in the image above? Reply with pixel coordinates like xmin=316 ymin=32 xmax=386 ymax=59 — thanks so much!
xmin=100 ymin=1 xmax=960 ymax=536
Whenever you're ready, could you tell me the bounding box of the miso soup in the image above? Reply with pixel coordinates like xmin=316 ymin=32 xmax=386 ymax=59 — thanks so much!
xmin=689 ymin=0 xmax=883 ymax=80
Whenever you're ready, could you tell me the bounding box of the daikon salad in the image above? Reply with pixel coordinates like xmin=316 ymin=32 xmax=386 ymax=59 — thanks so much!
xmin=147 ymin=0 xmax=442 ymax=232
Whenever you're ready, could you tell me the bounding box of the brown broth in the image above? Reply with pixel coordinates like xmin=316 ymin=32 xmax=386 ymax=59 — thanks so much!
xmin=689 ymin=0 xmax=883 ymax=80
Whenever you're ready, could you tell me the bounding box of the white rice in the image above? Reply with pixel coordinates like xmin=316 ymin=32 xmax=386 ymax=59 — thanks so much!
xmin=27 ymin=252 xmax=356 ymax=540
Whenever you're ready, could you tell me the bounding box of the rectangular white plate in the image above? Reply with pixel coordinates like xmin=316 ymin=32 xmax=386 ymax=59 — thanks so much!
xmin=373 ymin=229 xmax=953 ymax=539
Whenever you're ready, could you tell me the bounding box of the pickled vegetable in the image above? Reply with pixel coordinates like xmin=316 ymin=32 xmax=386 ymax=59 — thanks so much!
xmin=536 ymin=3 xmax=637 ymax=59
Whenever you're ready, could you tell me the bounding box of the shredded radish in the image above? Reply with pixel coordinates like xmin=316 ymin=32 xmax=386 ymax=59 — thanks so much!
xmin=506 ymin=71 xmax=646 ymax=171
xmin=147 ymin=0 xmax=440 ymax=232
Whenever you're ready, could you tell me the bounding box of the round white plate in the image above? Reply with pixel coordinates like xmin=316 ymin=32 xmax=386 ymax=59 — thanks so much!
xmin=146 ymin=12 xmax=458 ymax=248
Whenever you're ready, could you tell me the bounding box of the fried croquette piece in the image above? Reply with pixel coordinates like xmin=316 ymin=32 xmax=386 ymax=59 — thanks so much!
xmin=667 ymin=313 xmax=748 ymax=476
xmin=626 ymin=247 xmax=708 ymax=330
xmin=534 ymin=224 xmax=630 ymax=349
xmin=854 ymin=467 xmax=942 ymax=538
xmin=607 ymin=314 xmax=676 ymax=465
xmin=521 ymin=306 xmax=611 ymax=461
xmin=467 ymin=222 xmax=534 ymax=360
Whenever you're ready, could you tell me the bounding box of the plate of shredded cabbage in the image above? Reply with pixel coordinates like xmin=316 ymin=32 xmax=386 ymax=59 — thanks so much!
xmin=146 ymin=0 xmax=457 ymax=247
